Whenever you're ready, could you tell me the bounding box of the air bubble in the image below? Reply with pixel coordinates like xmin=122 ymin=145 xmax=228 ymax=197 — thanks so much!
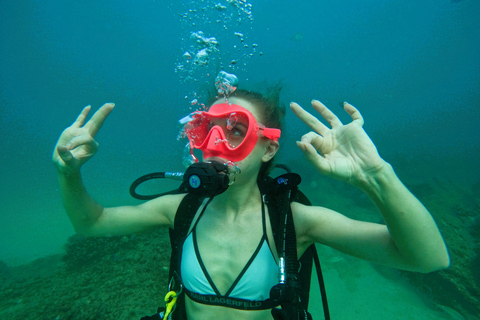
xmin=215 ymin=71 xmax=239 ymax=95
xmin=175 ymin=1 xmax=257 ymax=109
xmin=226 ymin=112 xmax=238 ymax=130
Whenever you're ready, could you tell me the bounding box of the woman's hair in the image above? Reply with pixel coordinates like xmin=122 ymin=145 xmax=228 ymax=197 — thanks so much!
xmin=209 ymin=84 xmax=286 ymax=178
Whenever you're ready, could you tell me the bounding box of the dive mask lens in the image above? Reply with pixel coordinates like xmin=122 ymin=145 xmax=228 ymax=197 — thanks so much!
xmin=206 ymin=112 xmax=249 ymax=148
xmin=187 ymin=111 xmax=250 ymax=149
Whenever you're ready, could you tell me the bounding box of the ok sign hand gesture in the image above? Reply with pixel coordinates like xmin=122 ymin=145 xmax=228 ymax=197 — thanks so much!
xmin=291 ymin=100 xmax=386 ymax=187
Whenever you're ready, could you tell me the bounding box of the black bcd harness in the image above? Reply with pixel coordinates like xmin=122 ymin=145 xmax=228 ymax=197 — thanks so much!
xmin=134 ymin=163 xmax=330 ymax=320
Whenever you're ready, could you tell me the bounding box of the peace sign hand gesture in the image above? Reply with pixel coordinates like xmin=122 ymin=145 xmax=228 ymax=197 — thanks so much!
xmin=290 ymin=100 xmax=386 ymax=187
xmin=53 ymin=103 xmax=115 ymax=174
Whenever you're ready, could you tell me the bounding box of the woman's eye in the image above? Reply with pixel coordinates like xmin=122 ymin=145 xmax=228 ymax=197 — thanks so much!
xmin=230 ymin=128 xmax=242 ymax=135
xmin=227 ymin=126 xmax=246 ymax=138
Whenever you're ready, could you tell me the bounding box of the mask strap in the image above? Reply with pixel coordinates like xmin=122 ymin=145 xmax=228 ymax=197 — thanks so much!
xmin=258 ymin=125 xmax=281 ymax=141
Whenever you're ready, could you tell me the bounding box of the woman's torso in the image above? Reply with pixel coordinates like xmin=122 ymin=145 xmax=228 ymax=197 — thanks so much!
xmin=180 ymin=196 xmax=279 ymax=320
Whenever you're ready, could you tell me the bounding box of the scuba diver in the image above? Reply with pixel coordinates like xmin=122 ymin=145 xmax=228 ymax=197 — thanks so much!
xmin=52 ymin=88 xmax=449 ymax=320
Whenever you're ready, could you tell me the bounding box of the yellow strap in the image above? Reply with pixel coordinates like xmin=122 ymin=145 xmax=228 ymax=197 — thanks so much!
xmin=163 ymin=291 xmax=178 ymax=319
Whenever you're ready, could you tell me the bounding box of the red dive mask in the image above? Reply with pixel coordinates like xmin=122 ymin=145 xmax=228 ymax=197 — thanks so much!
xmin=183 ymin=103 xmax=281 ymax=162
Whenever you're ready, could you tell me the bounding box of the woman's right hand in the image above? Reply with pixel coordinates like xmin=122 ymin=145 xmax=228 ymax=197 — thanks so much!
xmin=53 ymin=103 xmax=115 ymax=174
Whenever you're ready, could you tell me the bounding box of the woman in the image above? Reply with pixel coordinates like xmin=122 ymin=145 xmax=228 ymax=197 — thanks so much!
xmin=53 ymin=89 xmax=450 ymax=320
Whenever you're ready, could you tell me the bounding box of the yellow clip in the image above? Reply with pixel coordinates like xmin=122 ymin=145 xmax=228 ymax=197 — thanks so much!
xmin=163 ymin=291 xmax=178 ymax=319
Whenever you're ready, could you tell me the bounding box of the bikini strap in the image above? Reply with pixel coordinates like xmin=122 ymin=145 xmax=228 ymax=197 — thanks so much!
xmin=261 ymin=195 xmax=268 ymax=237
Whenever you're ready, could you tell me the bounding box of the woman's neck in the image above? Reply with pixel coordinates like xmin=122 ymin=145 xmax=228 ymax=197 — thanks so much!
xmin=209 ymin=178 xmax=262 ymax=219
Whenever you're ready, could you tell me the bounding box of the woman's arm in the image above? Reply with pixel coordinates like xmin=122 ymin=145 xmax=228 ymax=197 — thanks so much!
xmin=56 ymin=169 xmax=181 ymax=236
xmin=291 ymin=100 xmax=449 ymax=272
xmin=53 ymin=103 xmax=179 ymax=237
xmin=293 ymin=165 xmax=449 ymax=272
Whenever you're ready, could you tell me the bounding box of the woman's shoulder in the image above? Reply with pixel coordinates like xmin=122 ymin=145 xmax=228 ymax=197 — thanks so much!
xmin=140 ymin=193 xmax=189 ymax=229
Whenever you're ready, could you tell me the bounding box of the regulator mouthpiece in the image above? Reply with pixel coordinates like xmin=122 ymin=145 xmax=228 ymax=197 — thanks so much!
xmin=183 ymin=161 xmax=230 ymax=197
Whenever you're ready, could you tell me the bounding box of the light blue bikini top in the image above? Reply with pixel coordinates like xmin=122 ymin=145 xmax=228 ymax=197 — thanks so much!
xmin=180 ymin=201 xmax=279 ymax=310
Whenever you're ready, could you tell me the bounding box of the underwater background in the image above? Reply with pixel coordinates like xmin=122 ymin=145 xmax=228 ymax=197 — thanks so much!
xmin=1 ymin=0 xmax=479 ymax=319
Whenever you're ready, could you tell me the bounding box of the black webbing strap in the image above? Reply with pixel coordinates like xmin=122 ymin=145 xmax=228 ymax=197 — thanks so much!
xmin=168 ymin=193 xmax=206 ymax=320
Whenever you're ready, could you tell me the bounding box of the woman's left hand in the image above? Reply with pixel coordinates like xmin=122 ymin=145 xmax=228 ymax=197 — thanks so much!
xmin=290 ymin=100 xmax=386 ymax=186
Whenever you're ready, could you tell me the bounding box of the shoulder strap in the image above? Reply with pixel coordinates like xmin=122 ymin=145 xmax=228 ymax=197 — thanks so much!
xmin=168 ymin=192 xmax=205 ymax=320
xmin=169 ymin=192 xmax=204 ymax=279
xmin=261 ymin=172 xmax=328 ymax=318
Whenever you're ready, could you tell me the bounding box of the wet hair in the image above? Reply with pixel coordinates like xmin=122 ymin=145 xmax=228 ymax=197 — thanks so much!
xmin=209 ymin=84 xmax=286 ymax=178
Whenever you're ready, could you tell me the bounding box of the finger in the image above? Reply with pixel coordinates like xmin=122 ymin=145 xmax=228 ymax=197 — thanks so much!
xmin=343 ymin=102 xmax=364 ymax=126
xmin=296 ymin=141 xmax=330 ymax=173
xmin=311 ymin=100 xmax=343 ymax=127
xmin=85 ymin=103 xmax=115 ymax=137
xmin=57 ymin=146 xmax=74 ymax=163
xmin=66 ymin=134 xmax=97 ymax=150
xmin=300 ymin=131 xmax=324 ymax=151
xmin=290 ymin=102 xmax=329 ymax=135
xmin=71 ymin=106 xmax=92 ymax=128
